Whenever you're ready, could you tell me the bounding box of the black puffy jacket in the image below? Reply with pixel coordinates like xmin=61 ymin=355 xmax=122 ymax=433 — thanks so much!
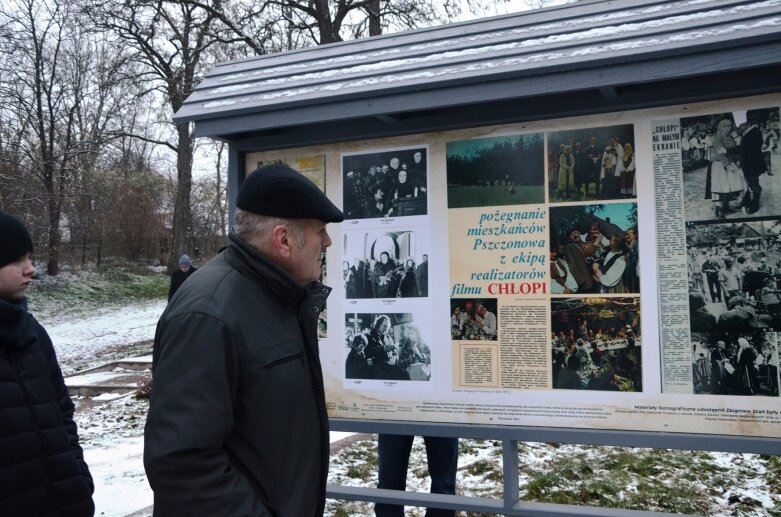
xmin=0 ymin=298 xmax=94 ymax=517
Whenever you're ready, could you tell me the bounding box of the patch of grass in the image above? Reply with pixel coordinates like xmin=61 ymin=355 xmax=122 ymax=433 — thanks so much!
xmin=447 ymin=185 xmax=545 ymax=208
xmin=27 ymin=268 xmax=169 ymax=320
xmin=764 ymin=454 xmax=781 ymax=495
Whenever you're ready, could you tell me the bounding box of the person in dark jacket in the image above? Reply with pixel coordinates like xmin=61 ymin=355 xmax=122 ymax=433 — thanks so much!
xmin=144 ymin=164 xmax=344 ymax=516
xmin=167 ymin=254 xmax=197 ymax=300
xmin=0 ymin=210 xmax=94 ymax=517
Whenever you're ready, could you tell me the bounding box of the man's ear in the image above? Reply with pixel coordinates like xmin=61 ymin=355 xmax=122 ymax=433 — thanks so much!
xmin=271 ymin=225 xmax=294 ymax=258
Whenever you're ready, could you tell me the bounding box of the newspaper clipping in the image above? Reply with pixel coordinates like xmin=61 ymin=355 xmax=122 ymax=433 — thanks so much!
xmin=246 ymin=93 xmax=781 ymax=438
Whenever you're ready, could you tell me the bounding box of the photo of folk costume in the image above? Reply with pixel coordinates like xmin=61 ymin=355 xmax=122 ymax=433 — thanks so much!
xmin=592 ymin=234 xmax=629 ymax=293
xmin=599 ymin=138 xmax=623 ymax=198
xmin=564 ymin=230 xmax=597 ymax=293
xmin=735 ymin=337 xmax=760 ymax=395
xmin=550 ymin=247 xmax=579 ymax=294
xmin=619 ymin=143 xmax=636 ymax=197
xmin=705 ymin=118 xmax=746 ymax=219
xmin=740 ymin=110 xmax=768 ymax=214
xmin=709 ymin=340 xmax=730 ymax=394
xmin=557 ymin=145 xmax=576 ymax=198
xmin=572 ymin=142 xmax=586 ymax=198
xmin=692 ymin=341 xmax=713 ymax=393
xmin=548 ymin=148 xmax=559 ymax=193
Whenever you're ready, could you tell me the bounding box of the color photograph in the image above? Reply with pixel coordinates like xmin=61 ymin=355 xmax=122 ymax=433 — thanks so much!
xmin=551 ymin=297 xmax=642 ymax=392
xmin=446 ymin=134 xmax=545 ymax=208
xmin=549 ymin=203 xmax=639 ymax=294
xmin=547 ymin=124 xmax=635 ymax=202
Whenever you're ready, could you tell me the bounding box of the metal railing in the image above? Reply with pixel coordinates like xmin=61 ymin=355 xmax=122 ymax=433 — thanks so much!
xmin=327 ymin=418 xmax=781 ymax=516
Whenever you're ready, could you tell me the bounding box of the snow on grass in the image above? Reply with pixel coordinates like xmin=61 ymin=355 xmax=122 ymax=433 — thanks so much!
xmin=24 ymin=273 xmax=777 ymax=517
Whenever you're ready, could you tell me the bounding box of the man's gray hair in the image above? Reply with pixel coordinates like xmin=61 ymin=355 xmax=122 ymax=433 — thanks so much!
xmin=235 ymin=209 xmax=305 ymax=249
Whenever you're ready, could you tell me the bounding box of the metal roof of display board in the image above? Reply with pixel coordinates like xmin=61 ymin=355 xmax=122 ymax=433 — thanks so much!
xmin=176 ymin=0 xmax=781 ymax=147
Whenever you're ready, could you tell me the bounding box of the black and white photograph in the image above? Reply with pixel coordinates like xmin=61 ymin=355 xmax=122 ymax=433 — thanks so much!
xmin=446 ymin=134 xmax=545 ymax=209
xmin=691 ymin=330 xmax=779 ymax=397
xmin=687 ymin=220 xmax=781 ymax=333
xmin=551 ymin=297 xmax=642 ymax=392
xmin=547 ymin=124 xmax=635 ymax=203
xmin=342 ymin=229 xmax=428 ymax=299
xmin=449 ymin=298 xmax=498 ymax=341
xmin=681 ymin=107 xmax=780 ymax=221
xmin=549 ymin=203 xmax=639 ymax=295
xmin=343 ymin=147 xmax=427 ymax=220
xmin=345 ymin=313 xmax=432 ymax=381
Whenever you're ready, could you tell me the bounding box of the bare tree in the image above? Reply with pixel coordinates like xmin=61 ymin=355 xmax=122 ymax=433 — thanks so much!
xmin=0 ymin=0 xmax=101 ymax=274
xmin=81 ymin=0 xmax=280 ymax=270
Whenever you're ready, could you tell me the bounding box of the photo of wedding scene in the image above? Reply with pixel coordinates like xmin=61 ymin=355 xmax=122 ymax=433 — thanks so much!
xmin=547 ymin=124 xmax=635 ymax=203
xmin=344 ymin=312 xmax=432 ymax=381
xmin=687 ymin=220 xmax=781 ymax=333
xmin=681 ymin=107 xmax=780 ymax=222
xmin=551 ymin=297 xmax=642 ymax=392
xmin=445 ymin=134 xmax=545 ymax=208
xmin=343 ymin=147 xmax=428 ymax=220
xmin=691 ymin=330 xmax=779 ymax=397
xmin=342 ymin=229 xmax=428 ymax=299
xmin=549 ymin=203 xmax=639 ymax=295
xmin=449 ymin=298 xmax=498 ymax=341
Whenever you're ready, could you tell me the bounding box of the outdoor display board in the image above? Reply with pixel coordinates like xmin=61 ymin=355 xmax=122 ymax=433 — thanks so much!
xmin=247 ymin=93 xmax=781 ymax=438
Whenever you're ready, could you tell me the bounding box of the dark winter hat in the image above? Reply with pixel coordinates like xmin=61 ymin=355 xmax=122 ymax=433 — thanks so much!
xmin=237 ymin=164 xmax=344 ymax=223
xmin=0 ymin=210 xmax=33 ymax=268
xmin=179 ymin=254 xmax=193 ymax=266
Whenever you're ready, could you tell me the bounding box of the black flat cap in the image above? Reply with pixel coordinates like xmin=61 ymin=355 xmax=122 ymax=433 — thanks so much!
xmin=237 ymin=164 xmax=344 ymax=223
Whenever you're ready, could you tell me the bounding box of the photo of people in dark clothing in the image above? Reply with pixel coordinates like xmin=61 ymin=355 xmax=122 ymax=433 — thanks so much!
xmin=547 ymin=124 xmax=635 ymax=203
xmin=345 ymin=313 xmax=432 ymax=381
xmin=343 ymin=147 xmax=428 ymax=220
xmin=690 ymin=330 xmax=779 ymax=397
xmin=449 ymin=298 xmax=498 ymax=341
xmin=551 ymin=297 xmax=642 ymax=392
xmin=680 ymin=107 xmax=779 ymax=222
xmin=342 ymin=229 xmax=428 ymax=299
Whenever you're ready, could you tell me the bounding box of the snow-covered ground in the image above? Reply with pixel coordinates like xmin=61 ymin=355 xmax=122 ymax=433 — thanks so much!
xmin=38 ymin=302 xmax=780 ymax=516
xmin=40 ymin=303 xmax=356 ymax=516
xmin=45 ymin=299 xmax=167 ymax=375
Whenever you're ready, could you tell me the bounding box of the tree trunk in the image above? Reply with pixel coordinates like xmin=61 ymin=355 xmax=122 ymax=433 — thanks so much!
xmin=368 ymin=0 xmax=381 ymax=36
xmin=169 ymin=121 xmax=194 ymax=271
xmin=46 ymin=193 xmax=61 ymax=276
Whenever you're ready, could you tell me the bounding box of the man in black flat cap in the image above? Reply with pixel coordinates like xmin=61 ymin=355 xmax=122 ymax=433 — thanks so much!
xmin=144 ymin=164 xmax=343 ymax=516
